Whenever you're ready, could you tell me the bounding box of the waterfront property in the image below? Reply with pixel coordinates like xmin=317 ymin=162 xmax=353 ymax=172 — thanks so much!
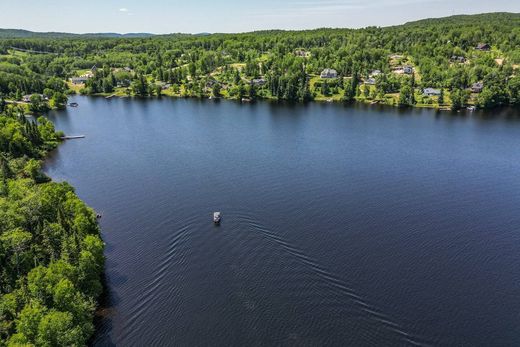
xmin=320 ymin=68 xmax=338 ymax=78
xmin=471 ymin=82 xmax=484 ymax=93
xmin=423 ymin=88 xmax=442 ymax=96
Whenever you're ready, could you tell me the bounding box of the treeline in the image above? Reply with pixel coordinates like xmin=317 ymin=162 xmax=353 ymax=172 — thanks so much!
xmin=0 ymin=12 xmax=519 ymax=109
xmin=0 ymin=105 xmax=104 ymax=346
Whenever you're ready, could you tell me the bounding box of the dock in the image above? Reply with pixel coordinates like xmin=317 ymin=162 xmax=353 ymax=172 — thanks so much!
xmin=61 ymin=135 xmax=85 ymax=140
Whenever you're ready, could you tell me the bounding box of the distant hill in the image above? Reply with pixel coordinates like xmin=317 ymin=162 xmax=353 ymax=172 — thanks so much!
xmin=402 ymin=12 xmax=520 ymax=27
xmin=0 ymin=29 xmax=156 ymax=39
xmin=0 ymin=12 xmax=519 ymax=39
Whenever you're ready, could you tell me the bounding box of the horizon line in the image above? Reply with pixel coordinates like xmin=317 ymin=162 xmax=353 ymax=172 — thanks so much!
xmin=0 ymin=11 xmax=517 ymax=36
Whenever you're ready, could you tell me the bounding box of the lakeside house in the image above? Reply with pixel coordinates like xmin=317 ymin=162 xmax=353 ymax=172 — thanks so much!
xmin=471 ymin=82 xmax=484 ymax=93
xmin=116 ymin=79 xmax=131 ymax=88
xmin=476 ymin=43 xmax=491 ymax=51
xmin=22 ymin=94 xmax=47 ymax=102
xmin=320 ymin=68 xmax=338 ymax=79
xmin=251 ymin=78 xmax=267 ymax=86
xmin=71 ymin=77 xmax=89 ymax=85
xmin=451 ymin=56 xmax=466 ymax=63
xmin=423 ymin=88 xmax=441 ymax=97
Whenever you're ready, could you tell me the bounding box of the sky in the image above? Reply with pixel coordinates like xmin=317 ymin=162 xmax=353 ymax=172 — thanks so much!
xmin=0 ymin=0 xmax=519 ymax=34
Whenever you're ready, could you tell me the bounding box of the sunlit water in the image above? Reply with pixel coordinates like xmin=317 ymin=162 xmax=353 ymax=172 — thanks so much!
xmin=45 ymin=96 xmax=520 ymax=346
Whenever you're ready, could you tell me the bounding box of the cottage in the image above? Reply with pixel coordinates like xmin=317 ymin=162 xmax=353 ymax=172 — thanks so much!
xmin=423 ymin=88 xmax=441 ymax=97
xmin=365 ymin=78 xmax=376 ymax=85
xmin=205 ymin=79 xmax=218 ymax=88
xmin=370 ymin=70 xmax=381 ymax=77
xmin=471 ymin=82 xmax=484 ymax=93
xmin=251 ymin=78 xmax=266 ymax=86
xmin=320 ymin=68 xmax=338 ymax=79
xmin=22 ymin=94 xmax=46 ymax=103
xmin=451 ymin=56 xmax=466 ymax=63
xmin=80 ymin=72 xmax=94 ymax=79
xmin=403 ymin=66 xmax=414 ymax=74
xmin=71 ymin=77 xmax=88 ymax=85
xmin=295 ymin=50 xmax=310 ymax=58
xmin=116 ymin=80 xmax=131 ymax=88
xmin=476 ymin=43 xmax=491 ymax=51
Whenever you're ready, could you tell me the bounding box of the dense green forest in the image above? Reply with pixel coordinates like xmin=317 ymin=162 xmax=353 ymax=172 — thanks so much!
xmin=0 ymin=12 xmax=519 ymax=110
xmin=0 ymin=104 xmax=104 ymax=346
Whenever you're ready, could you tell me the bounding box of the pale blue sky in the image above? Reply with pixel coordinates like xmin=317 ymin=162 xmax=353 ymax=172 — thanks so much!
xmin=0 ymin=0 xmax=519 ymax=34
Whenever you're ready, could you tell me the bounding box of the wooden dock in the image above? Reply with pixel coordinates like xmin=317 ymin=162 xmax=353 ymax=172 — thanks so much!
xmin=61 ymin=135 xmax=85 ymax=140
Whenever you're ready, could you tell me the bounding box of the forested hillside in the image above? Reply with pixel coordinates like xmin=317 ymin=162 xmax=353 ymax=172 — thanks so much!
xmin=0 ymin=12 xmax=519 ymax=111
xmin=0 ymin=104 xmax=104 ymax=346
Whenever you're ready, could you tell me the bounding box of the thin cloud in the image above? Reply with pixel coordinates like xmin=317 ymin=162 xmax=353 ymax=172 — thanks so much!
xmin=119 ymin=8 xmax=129 ymax=12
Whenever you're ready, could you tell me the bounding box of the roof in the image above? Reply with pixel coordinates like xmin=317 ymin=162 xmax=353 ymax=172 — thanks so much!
xmin=423 ymin=88 xmax=441 ymax=95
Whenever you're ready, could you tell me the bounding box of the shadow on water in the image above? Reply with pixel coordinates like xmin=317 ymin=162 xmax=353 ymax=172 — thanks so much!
xmin=91 ymin=244 xmax=126 ymax=347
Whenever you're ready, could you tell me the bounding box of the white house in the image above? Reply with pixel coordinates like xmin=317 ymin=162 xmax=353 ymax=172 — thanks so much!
xmin=251 ymin=78 xmax=267 ymax=86
xmin=320 ymin=68 xmax=338 ymax=79
xmin=423 ymin=88 xmax=441 ymax=97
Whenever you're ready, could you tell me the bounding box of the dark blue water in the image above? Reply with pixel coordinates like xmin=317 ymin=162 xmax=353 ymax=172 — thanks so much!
xmin=45 ymin=96 xmax=520 ymax=346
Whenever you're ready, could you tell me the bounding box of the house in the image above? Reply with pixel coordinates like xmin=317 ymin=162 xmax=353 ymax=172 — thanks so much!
xmin=71 ymin=77 xmax=88 ymax=85
xmin=423 ymin=88 xmax=441 ymax=97
xmin=320 ymin=68 xmax=338 ymax=79
xmin=22 ymin=94 xmax=46 ymax=102
xmin=471 ymin=82 xmax=484 ymax=93
xmin=80 ymin=72 xmax=94 ymax=79
xmin=116 ymin=79 xmax=131 ymax=88
xmin=403 ymin=66 xmax=414 ymax=74
xmin=451 ymin=56 xmax=466 ymax=63
xmin=205 ymin=79 xmax=218 ymax=88
xmin=91 ymin=64 xmax=98 ymax=72
xmin=476 ymin=43 xmax=491 ymax=51
xmin=251 ymin=78 xmax=266 ymax=86
xmin=365 ymin=78 xmax=376 ymax=85
xmin=370 ymin=70 xmax=381 ymax=77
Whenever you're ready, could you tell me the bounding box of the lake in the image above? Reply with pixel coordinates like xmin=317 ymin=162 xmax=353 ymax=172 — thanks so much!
xmin=45 ymin=96 xmax=520 ymax=346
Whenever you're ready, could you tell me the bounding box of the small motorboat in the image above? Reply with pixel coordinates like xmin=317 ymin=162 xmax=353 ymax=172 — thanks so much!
xmin=69 ymin=102 xmax=79 ymax=107
xmin=213 ymin=212 xmax=221 ymax=224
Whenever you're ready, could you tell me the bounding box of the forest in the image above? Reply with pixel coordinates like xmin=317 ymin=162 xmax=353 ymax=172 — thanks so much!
xmin=0 ymin=12 xmax=518 ymax=110
xmin=0 ymin=103 xmax=104 ymax=346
